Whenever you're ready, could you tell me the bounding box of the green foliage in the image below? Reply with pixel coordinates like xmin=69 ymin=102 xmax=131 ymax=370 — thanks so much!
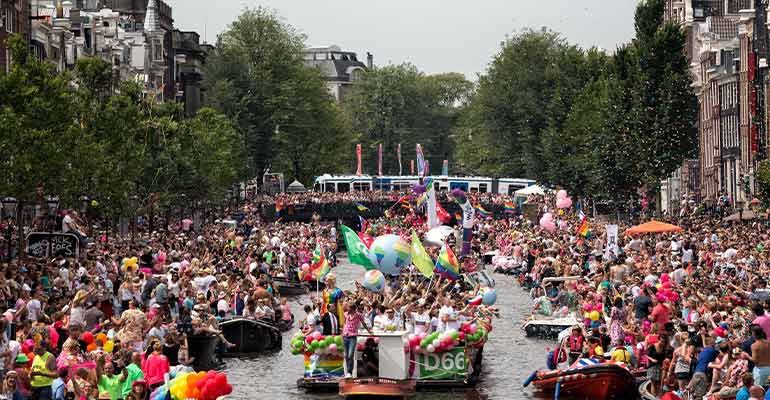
xmin=757 ymin=159 xmax=770 ymax=206
xmin=343 ymin=64 xmax=472 ymax=175
xmin=0 ymin=36 xmax=244 ymax=218
xmin=203 ymin=6 xmax=350 ymax=183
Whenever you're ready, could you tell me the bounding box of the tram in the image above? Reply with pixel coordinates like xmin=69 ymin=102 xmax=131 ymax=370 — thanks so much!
xmin=312 ymin=174 xmax=535 ymax=194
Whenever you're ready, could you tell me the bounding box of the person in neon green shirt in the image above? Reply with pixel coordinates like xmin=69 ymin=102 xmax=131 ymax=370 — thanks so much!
xmin=29 ymin=343 xmax=57 ymax=400
xmin=120 ymin=352 xmax=144 ymax=398
xmin=96 ymin=355 xmax=123 ymax=400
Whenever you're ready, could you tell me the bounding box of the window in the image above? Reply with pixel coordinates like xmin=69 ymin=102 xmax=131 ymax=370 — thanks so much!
xmin=478 ymin=183 xmax=488 ymax=193
xmin=153 ymin=38 xmax=163 ymax=62
xmin=5 ymin=7 xmax=14 ymax=33
xmin=353 ymin=182 xmax=370 ymax=191
xmin=324 ymin=183 xmax=336 ymax=192
xmin=337 ymin=183 xmax=350 ymax=193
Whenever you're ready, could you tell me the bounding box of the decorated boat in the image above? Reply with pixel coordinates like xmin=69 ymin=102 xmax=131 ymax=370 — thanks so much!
xmin=296 ymin=321 xmax=488 ymax=392
xmin=522 ymin=315 xmax=580 ymax=339
xmin=219 ymin=317 xmax=282 ymax=355
xmin=524 ymin=359 xmax=638 ymax=399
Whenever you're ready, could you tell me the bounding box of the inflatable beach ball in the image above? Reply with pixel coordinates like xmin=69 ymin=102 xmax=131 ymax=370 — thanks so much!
xmin=366 ymin=234 xmax=412 ymax=276
xmin=362 ymin=270 xmax=386 ymax=292
xmin=481 ymin=287 xmax=497 ymax=306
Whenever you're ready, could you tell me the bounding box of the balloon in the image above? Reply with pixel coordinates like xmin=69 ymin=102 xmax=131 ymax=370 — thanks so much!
xmin=301 ymin=263 xmax=310 ymax=272
xmin=589 ymin=311 xmax=600 ymax=321
xmin=366 ymin=235 xmax=412 ymax=275
xmin=86 ymin=343 xmax=97 ymax=352
xmin=481 ymin=288 xmax=497 ymax=306
xmin=48 ymin=327 xmax=59 ymax=350
xmin=329 ymin=344 xmax=337 ymax=353
xmin=104 ymin=340 xmax=114 ymax=353
xmin=312 ymin=331 xmax=323 ymax=340
xmin=361 ymin=270 xmax=386 ymax=292
xmin=540 ymin=220 xmax=556 ymax=233
xmin=426 ymin=345 xmax=435 ymax=353
xmin=22 ymin=339 xmax=34 ymax=353
xmin=81 ymin=332 xmax=94 ymax=344
xmin=557 ymin=190 xmax=568 ymax=200
xmin=96 ymin=333 xmax=107 ymax=344
xmin=556 ymin=197 xmax=572 ymax=209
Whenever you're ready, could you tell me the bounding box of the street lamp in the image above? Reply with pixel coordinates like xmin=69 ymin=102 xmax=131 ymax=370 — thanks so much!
xmin=1 ymin=197 xmax=17 ymax=261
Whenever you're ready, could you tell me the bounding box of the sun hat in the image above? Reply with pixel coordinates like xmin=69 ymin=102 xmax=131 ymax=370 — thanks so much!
xmin=15 ymin=354 xmax=29 ymax=364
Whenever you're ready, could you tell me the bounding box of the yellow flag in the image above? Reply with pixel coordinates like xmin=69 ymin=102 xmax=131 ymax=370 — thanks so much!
xmin=410 ymin=231 xmax=434 ymax=278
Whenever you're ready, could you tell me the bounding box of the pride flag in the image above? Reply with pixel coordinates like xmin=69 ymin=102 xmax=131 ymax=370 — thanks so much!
xmin=410 ymin=232 xmax=434 ymax=278
xmin=435 ymin=243 xmax=460 ymax=280
xmin=310 ymin=245 xmax=331 ymax=281
xmin=577 ymin=217 xmax=590 ymax=238
xmin=355 ymin=203 xmax=369 ymax=212
xmin=504 ymin=201 xmax=516 ymax=214
xmin=475 ymin=205 xmax=491 ymax=218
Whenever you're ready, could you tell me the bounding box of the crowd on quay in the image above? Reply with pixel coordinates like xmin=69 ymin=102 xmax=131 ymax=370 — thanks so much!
xmin=503 ymin=193 xmax=770 ymax=400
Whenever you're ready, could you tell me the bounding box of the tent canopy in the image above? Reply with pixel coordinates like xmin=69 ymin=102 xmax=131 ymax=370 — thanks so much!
xmin=624 ymin=220 xmax=683 ymax=236
xmin=514 ymin=184 xmax=546 ymax=197
xmin=286 ymin=180 xmax=307 ymax=193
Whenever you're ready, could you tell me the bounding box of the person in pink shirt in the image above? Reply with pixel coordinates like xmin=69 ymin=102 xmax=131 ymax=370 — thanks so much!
xmin=649 ymin=300 xmax=671 ymax=331
xmin=752 ymin=303 xmax=770 ymax=339
xmin=141 ymin=340 xmax=169 ymax=389
xmin=342 ymin=300 xmax=372 ymax=378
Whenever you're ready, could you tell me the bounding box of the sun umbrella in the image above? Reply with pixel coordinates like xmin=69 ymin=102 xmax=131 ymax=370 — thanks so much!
xmin=624 ymin=220 xmax=683 ymax=236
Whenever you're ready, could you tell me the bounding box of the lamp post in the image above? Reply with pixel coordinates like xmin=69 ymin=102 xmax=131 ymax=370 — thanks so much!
xmin=45 ymin=195 xmax=59 ymax=257
xmin=1 ymin=197 xmax=18 ymax=261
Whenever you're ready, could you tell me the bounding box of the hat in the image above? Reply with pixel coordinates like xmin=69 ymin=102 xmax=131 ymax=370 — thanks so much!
xmin=132 ymin=379 xmax=148 ymax=388
xmin=151 ymin=303 xmax=161 ymax=309
xmin=218 ymin=292 xmax=226 ymax=300
xmin=15 ymin=354 xmax=29 ymax=364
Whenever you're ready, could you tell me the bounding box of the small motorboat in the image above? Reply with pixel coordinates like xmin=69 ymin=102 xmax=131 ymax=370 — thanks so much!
xmin=339 ymin=377 xmax=416 ymax=398
xmin=219 ymin=317 xmax=282 ymax=355
xmin=522 ymin=315 xmax=580 ymax=339
xmin=273 ymin=277 xmax=310 ymax=296
xmin=185 ymin=335 xmax=223 ymax=371
xmin=524 ymin=360 xmax=638 ymax=400
xmin=277 ymin=313 xmax=295 ymax=332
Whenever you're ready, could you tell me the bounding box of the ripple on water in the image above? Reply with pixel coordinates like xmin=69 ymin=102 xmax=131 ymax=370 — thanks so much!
xmin=225 ymin=263 xmax=551 ymax=399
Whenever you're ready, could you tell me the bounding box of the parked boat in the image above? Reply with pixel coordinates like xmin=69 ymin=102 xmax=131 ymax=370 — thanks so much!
xmin=272 ymin=277 xmax=309 ymax=296
xmin=524 ymin=360 xmax=638 ymax=399
xmin=219 ymin=317 xmax=282 ymax=355
xmin=522 ymin=315 xmax=580 ymax=339
xmin=185 ymin=335 xmax=223 ymax=371
xmin=277 ymin=313 xmax=295 ymax=332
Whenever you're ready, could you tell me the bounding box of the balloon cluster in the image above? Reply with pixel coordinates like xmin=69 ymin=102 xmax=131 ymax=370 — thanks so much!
xmin=556 ymin=190 xmax=573 ymax=209
xmin=655 ymin=277 xmax=679 ymax=303
xmin=539 ymin=213 xmax=555 ymax=233
xmin=461 ymin=322 xmax=488 ymax=346
xmin=121 ymin=257 xmax=139 ymax=273
xmin=77 ymin=332 xmax=115 ymax=353
xmin=409 ymin=330 xmax=462 ymax=354
xmin=290 ymin=332 xmax=343 ymax=356
xmin=165 ymin=371 xmax=232 ymax=400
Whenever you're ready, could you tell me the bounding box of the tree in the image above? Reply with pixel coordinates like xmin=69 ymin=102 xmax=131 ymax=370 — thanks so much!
xmin=343 ymin=64 xmax=471 ymax=175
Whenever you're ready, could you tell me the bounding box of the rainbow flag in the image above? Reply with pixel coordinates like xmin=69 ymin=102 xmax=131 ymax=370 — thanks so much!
xmin=475 ymin=204 xmax=491 ymax=218
xmin=435 ymin=243 xmax=460 ymax=280
xmin=504 ymin=201 xmax=516 ymax=214
xmin=275 ymin=200 xmax=283 ymax=216
xmin=355 ymin=203 xmax=369 ymax=212
xmin=577 ymin=217 xmax=590 ymax=238
xmin=416 ymin=178 xmax=433 ymax=207
xmin=310 ymin=245 xmax=331 ymax=281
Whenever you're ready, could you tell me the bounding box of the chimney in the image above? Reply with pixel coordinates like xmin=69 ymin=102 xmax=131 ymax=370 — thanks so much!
xmin=366 ymin=52 xmax=373 ymax=69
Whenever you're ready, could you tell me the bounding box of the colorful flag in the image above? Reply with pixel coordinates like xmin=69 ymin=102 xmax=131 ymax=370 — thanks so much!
xmin=397 ymin=143 xmax=402 ymax=175
xmin=435 ymin=242 xmax=460 ymax=280
xmin=275 ymin=200 xmax=283 ymax=217
xmin=577 ymin=217 xmax=590 ymax=238
xmin=377 ymin=143 xmax=383 ymax=176
xmin=356 ymin=144 xmax=362 ymax=176
xmin=436 ymin=202 xmax=451 ymax=224
xmin=442 ymin=160 xmax=449 ymax=176
xmin=358 ymin=215 xmax=369 ymax=232
xmin=410 ymin=232 xmax=434 ymax=278
xmin=504 ymin=201 xmax=516 ymax=214
xmin=416 ymin=144 xmax=426 ymax=177
xmin=358 ymin=232 xmax=374 ymax=248
xmin=415 ymin=178 xmax=433 ymax=207
xmin=355 ymin=203 xmax=369 ymax=212
xmin=341 ymin=225 xmax=376 ymax=270
xmin=454 ymin=212 xmax=462 ymax=221
xmin=474 ymin=204 xmax=491 ymax=218
xmin=309 ymin=245 xmax=331 ymax=281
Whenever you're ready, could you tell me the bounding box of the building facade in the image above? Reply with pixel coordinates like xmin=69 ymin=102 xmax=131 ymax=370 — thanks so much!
xmin=664 ymin=0 xmax=768 ymax=208
xmin=303 ymin=45 xmax=370 ymax=102
xmin=0 ymin=0 xmax=31 ymax=73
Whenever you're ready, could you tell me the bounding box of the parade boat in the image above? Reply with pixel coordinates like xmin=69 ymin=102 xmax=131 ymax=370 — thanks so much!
xmin=185 ymin=335 xmax=223 ymax=371
xmin=338 ymin=331 xmax=416 ymax=398
xmin=522 ymin=315 xmax=581 ymax=339
xmin=524 ymin=359 xmax=639 ymax=399
xmin=219 ymin=317 xmax=282 ymax=355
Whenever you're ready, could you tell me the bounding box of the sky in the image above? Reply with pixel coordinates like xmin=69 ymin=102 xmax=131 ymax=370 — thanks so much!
xmin=165 ymin=0 xmax=640 ymax=79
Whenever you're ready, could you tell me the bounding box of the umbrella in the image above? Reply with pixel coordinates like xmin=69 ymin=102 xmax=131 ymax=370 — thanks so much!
xmin=624 ymin=220 xmax=683 ymax=236
xmin=750 ymin=198 xmax=761 ymax=206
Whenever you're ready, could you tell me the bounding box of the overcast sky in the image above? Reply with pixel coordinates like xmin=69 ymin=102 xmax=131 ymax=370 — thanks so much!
xmin=165 ymin=0 xmax=640 ymax=79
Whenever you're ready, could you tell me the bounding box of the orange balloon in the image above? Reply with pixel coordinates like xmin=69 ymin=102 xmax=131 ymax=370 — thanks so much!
xmin=87 ymin=343 xmax=97 ymax=352
xmin=96 ymin=333 xmax=107 ymax=344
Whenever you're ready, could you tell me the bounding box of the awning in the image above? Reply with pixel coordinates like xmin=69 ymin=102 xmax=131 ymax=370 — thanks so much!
xmin=624 ymin=220 xmax=683 ymax=236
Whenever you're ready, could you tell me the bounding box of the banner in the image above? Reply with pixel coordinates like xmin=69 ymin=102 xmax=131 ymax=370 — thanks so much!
xmin=378 ymin=143 xmax=383 ymax=176
xmin=397 ymin=143 xmax=402 ymax=175
xmin=355 ymin=144 xmax=362 ymax=176
xmin=304 ymin=354 xmax=344 ymax=378
xmin=413 ymin=348 xmax=467 ymax=380
xmin=427 ymin=179 xmax=438 ymax=228
xmin=410 ymin=160 xmax=415 ymax=175
xmin=604 ymin=224 xmax=619 ymax=259
xmin=340 ymin=225 xmax=376 ymax=270
xmin=442 ymin=160 xmax=448 ymax=176
xmin=26 ymin=232 xmax=80 ymax=258
xmin=410 ymin=232 xmax=434 ymax=278
xmin=416 ymin=144 xmax=426 ymax=177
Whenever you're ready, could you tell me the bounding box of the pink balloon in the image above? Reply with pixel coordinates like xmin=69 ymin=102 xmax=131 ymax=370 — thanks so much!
xmin=556 ymin=197 xmax=573 ymax=209
xmin=301 ymin=263 xmax=310 ymax=272
xmin=558 ymin=220 xmax=568 ymax=230
xmin=557 ymin=190 xmax=568 ymax=200
xmin=541 ymin=221 xmax=556 ymax=233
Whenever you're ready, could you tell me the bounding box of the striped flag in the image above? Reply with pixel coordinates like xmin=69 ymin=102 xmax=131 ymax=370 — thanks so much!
xmin=577 ymin=217 xmax=590 ymax=237
xmin=435 ymin=242 xmax=460 ymax=280
xmin=504 ymin=201 xmax=516 ymax=214
xmin=310 ymin=245 xmax=331 ymax=281
xmin=474 ymin=204 xmax=491 ymax=218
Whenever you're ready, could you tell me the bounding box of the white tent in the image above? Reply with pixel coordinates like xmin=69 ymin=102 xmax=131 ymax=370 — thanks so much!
xmin=514 ymin=184 xmax=546 ymax=197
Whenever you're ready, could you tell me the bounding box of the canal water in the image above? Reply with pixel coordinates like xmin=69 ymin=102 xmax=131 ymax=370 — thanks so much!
xmin=225 ymin=260 xmax=552 ymax=399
